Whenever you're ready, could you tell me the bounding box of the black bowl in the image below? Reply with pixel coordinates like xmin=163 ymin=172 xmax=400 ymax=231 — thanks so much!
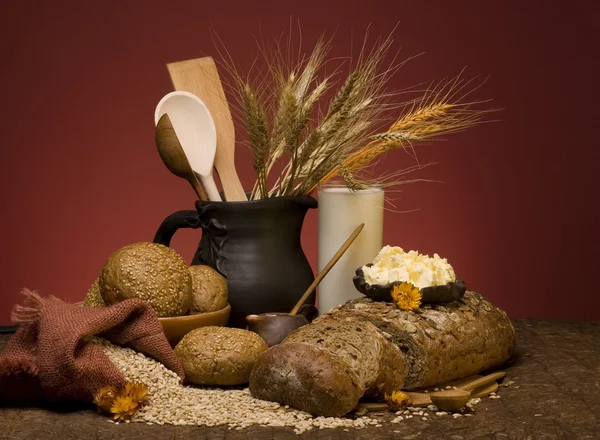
xmin=353 ymin=264 xmax=466 ymax=304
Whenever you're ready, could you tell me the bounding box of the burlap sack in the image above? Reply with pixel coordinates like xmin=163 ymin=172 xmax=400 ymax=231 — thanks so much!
xmin=0 ymin=289 xmax=184 ymax=403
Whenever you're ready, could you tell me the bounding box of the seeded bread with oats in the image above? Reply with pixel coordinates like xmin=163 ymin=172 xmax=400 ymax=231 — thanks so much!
xmin=315 ymin=291 xmax=516 ymax=390
xmin=249 ymin=342 xmax=365 ymax=417
xmin=175 ymin=327 xmax=268 ymax=385
xmin=281 ymin=318 xmax=406 ymax=399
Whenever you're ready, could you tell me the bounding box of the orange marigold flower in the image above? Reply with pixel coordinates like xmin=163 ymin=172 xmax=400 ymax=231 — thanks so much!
xmin=94 ymin=380 xmax=149 ymax=420
xmin=391 ymin=282 xmax=422 ymax=311
xmin=123 ymin=381 xmax=149 ymax=404
xmin=385 ymin=390 xmax=411 ymax=408
xmin=110 ymin=395 xmax=140 ymax=422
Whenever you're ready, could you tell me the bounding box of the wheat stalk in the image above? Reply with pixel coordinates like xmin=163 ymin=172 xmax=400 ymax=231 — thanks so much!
xmin=306 ymin=74 xmax=497 ymax=193
xmin=221 ymin=25 xmax=496 ymax=199
xmin=282 ymin=33 xmax=400 ymax=196
xmin=243 ymin=83 xmax=271 ymax=198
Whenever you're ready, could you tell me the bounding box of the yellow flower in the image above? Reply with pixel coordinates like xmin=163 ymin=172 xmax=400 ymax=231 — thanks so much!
xmin=93 ymin=385 xmax=118 ymax=412
xmin=123 ymin=381 xmax=149 ymax=404
xmin=385 ymin=390 xmax=411 ymax=408
xmin=110 ymin=395 xmax=140 ymax=422
xmin=391 ymin=282 xmax=422 ymax=311
xmin=94 ymin=381 xmax=148 ymax=420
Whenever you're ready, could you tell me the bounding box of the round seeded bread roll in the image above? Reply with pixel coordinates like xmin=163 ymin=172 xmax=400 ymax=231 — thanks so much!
xmin=100 ymin=242 xmax=192 ymax=317
xmin=249 ymin=342 xmax=365 ymax=417
xmin=83 ymin=278 xmax=105 ymax=307
xmin=175 ymin=326 xmax=268 ymax=386
xmin=188 ymin=265 xmax=228 ymax=313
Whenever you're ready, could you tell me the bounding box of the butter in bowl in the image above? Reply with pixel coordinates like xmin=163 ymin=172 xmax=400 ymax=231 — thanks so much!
xmin=353 ymin=246 xmax=466 ymax=306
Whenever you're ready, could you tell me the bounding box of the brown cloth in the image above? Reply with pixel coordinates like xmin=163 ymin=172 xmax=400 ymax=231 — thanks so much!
xmin=0 ymin=289 xmax=184 ymax=403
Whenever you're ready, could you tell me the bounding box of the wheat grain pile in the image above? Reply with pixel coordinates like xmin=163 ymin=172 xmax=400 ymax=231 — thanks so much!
xmin=93 ymin=338 xmax=381 ymax=434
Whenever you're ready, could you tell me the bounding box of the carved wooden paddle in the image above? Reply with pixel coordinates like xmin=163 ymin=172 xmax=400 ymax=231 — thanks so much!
xmin=167 ymin=57 xmax=247 ymax=201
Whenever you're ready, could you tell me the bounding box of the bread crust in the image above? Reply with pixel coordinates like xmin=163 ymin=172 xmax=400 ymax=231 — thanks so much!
xmin=317 ymin=291 xmax=516 ymax=389
xmin=282 ymin=318 xmax=406 ymax=399
xmin=249 ymin=342 xmax=365 ymax=417
xmin=175 ymin=326 xmax=268 ymax=385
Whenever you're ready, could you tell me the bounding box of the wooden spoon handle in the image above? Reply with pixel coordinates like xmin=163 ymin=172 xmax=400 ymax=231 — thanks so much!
xmin=460 ymin=372 xmax=506 ymax=392
xmin=289 ymin=223 xmax=364 ymax=316
xmin=189 ymin=175 xmax=208 ymax=201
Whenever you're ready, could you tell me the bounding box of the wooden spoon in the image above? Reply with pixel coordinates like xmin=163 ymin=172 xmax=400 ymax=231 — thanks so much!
xmin=155 ymin=114 xmax=208 ymax=201
xmin=289 ymin=223 xmax=365 ymax=315
xmin=167 ymin=57 xmax=247 ymax=201
xmin=429 ymin=371 xmax=506 ymax=411
xmin=155 ymin=91 xmax=222 ymax=201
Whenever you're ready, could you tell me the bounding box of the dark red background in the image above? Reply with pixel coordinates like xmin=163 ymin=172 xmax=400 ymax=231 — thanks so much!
xmin=1 ymin=0 xmax=598 ymax=325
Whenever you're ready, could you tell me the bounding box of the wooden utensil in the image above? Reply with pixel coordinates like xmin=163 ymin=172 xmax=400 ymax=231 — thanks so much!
xmin=155 ymin=114 xmax=208 ymax=201
xmin=289 ymin=223 xmax=365 ymax=316
xmin=155 ymin=91 xmax=222 ymax=201
xmin=355 ymin=372 xmax=505 ymax=412
xmin=167 ymin=57 xmax=247 ymax=201
xmin=429 ymin=371 xmax=506 ymax=411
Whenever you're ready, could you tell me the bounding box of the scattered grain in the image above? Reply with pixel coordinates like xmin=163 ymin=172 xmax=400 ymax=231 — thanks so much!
xmin=93 ymin=338 xmax=378 ymax=434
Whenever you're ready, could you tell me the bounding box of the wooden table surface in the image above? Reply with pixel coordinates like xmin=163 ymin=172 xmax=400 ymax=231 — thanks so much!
xmin=1 ymin=319 xmax=599 ymax=439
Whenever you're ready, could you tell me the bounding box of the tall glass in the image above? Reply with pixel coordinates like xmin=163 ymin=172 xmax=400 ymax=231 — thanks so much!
xmin=317 ymin=182 xmax=384 ymax=314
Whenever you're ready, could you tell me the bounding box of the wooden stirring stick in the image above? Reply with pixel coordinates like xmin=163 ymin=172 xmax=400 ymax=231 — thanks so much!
xmin=289 ymin=223 xmax=365 ymax=316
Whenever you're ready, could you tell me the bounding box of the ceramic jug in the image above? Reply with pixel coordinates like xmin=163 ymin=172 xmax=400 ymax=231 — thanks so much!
xmin=154 ymin=196 xmax=317 ymax=327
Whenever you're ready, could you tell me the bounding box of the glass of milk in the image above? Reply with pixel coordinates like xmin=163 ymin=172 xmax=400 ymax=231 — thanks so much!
xmin=317 ymin=181 xmax=384 ymax=314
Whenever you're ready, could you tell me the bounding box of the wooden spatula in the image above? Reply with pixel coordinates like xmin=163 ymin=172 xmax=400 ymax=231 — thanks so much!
xmin=167 ymin=57 xmax=247 ymax=201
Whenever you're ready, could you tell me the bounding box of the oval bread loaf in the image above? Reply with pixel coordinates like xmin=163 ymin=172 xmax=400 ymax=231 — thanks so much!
xmin=282 ymin=318 xmax=406 ymax=399
xmin=316 ymin=291 xmax=516 ymax=390
xmin=249 ymin=342 xmax=365 ymax=417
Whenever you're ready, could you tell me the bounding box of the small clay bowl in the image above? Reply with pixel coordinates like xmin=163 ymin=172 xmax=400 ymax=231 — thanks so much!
xmin=353 ymin=265 xmax=466 ymax=304
xmin=159 ymin=304 xmax=231 ymax=346
xmin=246 ymin=312 xmax=309 ymax=347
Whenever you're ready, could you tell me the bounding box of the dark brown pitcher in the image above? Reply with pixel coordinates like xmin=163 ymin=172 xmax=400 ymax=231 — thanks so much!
xmin=154 ymin=196 xmax=317 ymax=328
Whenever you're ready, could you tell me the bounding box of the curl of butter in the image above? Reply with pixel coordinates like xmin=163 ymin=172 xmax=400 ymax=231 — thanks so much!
xmin=361 ymin=246 xmax=455 ymax=288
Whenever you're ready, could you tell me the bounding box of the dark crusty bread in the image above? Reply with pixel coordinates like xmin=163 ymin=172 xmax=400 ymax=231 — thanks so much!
xmin=249 ymin=342 xmax=365 ymax=417
xmin=282 ymin=317 xmax=406 ymax=399
xmin=315 ymin=291 xmax=516 ymax=390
